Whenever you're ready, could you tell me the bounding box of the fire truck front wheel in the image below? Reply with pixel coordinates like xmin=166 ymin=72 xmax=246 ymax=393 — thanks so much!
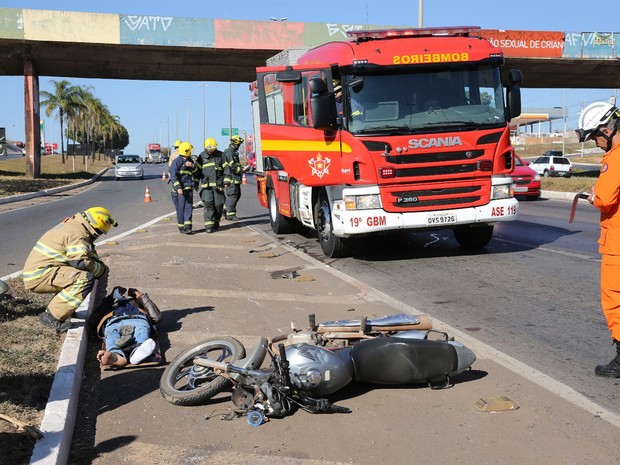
xmin=316 ymin=192 xmax=349 ymax=258
xmin=269 ymin=189 xmax=294 ymax=234
xmin=453 ymin=224 xmax=494 ymax=249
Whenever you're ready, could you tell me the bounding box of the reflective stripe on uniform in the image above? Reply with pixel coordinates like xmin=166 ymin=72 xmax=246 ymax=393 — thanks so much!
xmin=57 ymin=277 xmax=87 ymax=309
xmin=22 ymin=266 xmax=53 ymax=282
xmin=32 ymin=241 xmax=70 ymax=264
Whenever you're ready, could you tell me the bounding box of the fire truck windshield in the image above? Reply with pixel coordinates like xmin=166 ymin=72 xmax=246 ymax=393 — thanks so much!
xmin=344 ymin=64 xmax=506 ymax=135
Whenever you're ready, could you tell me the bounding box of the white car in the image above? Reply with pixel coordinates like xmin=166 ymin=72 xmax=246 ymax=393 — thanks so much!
xmin=114 ymin=154 xmax=144 ymax=181
xmin=528 ymin=152 xmax=572 ymax=178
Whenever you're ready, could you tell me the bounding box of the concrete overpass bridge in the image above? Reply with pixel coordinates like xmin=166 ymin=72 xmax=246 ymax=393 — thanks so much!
xmin=0 ymin=8 xmax=618 ymax=174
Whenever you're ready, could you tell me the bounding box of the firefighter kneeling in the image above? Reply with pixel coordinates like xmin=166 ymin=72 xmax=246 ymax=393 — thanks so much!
xmin=23 ymin=207 xmax=117 ymax=332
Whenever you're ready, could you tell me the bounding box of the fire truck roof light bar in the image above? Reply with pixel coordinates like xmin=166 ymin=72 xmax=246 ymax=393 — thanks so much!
xmin=348 ymin=26 xmax=481 ymax=41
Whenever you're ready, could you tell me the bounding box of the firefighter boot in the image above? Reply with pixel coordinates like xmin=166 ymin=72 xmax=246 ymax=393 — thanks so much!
xmin=39 ymin=309 xmax=72 ymax=333
xmin=594 ymin=339 xmax=620 ymax=378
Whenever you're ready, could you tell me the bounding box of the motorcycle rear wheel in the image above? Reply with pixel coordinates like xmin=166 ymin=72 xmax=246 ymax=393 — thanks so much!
xmin=159 ymin=337 xmax=246 ymax=406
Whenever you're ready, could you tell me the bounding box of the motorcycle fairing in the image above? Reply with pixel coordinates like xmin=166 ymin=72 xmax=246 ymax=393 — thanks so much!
xmin=351 ymin=337 xmax=457 ymax=384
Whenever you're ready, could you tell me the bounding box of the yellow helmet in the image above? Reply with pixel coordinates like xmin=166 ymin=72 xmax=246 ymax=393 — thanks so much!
xmin=83 ymin=206 xmax=117 ymax=234
xmin=178 ymin=142 xmax=193 ymax=157
xmin=173 ymin=139 xmax=182 ymax=148
xmin=230 ymin=135 xmax=243 ymax=145
xmin=204 ymin=137 xmax=218 ymax=150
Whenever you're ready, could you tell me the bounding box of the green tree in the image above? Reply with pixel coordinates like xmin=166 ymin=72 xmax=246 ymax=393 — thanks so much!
xmin=40 ymin=80 xmax=81 ymax=163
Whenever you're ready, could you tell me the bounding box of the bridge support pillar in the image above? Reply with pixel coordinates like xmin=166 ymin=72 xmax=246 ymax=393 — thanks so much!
xmin=24 ymin=59 xmax=41 ymax=178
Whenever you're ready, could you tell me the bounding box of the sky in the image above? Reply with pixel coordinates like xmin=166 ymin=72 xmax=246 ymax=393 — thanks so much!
xmin=2 ymin=0 xmax=619 ymax=155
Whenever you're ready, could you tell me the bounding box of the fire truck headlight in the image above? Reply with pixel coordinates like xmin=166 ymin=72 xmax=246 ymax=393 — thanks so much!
xmin=492 ymin=184 xmax=513 ymax=200
xmin=344 ymin=194 xmax=382 ymax=210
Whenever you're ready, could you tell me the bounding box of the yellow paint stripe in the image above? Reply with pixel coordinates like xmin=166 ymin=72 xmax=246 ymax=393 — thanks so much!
xmin=262 ymin=140 xmax=352 ymax=153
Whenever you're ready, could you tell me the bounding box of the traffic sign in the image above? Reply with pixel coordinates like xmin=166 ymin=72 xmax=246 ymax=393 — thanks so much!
xmin=221 ymin=128 xmax=239 ymax=136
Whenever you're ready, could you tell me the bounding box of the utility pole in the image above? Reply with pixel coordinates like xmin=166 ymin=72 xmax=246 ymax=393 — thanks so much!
xmin=229 ymin=82 xmax=233 ymax=138
xmin=418 ymin=0 xmax=423 ymax=27
xmin=198 ymin=84 xmax=208 ymax=143
xmin=175 ymin=108 xmax=179 ymax=141
xmin=185 ymin=97 xmax=191 ymax=142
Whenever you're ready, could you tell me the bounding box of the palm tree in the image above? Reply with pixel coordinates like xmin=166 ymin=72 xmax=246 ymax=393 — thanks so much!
xmin=70 ymin=85 xmax=100 ymax=161
xmin=99 ymin=112 xmax=122 ymax=156
xmin=40 ymin=80 xmax=80 ymax=163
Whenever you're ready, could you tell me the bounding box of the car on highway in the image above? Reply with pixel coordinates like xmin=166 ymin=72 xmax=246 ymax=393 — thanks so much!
xmin=114 ymin=154 xmax=144 ymax=181
xmin=511 ymin=154 xmax=541 ymax=201
xmin=528 ymin=152 xmax=572 ymax=178
xmin=245 ymin=151 xmax=256 ymax=172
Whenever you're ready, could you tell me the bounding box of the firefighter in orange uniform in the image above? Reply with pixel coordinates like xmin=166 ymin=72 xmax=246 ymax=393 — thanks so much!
xmin=577 ymin=101 xmax=620 ymax=377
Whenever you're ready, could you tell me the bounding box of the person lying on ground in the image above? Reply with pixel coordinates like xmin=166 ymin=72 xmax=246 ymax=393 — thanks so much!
xmin=93 ymin=286 xmax=161 ymax=368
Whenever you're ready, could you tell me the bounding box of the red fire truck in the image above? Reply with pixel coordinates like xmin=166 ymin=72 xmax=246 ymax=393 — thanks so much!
xmin=251 ymin=26 xmax=523 ymax=257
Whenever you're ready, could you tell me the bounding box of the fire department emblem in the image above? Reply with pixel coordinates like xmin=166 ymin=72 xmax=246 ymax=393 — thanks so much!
xmin=309 ymin=153 xmax=331 ymax=179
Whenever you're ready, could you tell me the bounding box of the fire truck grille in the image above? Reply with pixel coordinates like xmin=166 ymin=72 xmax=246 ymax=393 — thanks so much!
xmin=392 ymin=163 xmax=478 ymax=177
xmin=382 ymin=182 xmax=489 ymax=211
xmin=385 ymin=149 xmax=485 ymax=164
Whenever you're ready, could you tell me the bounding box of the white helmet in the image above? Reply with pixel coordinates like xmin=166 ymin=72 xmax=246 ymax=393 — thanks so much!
xmin=576 ymin=101 xmax=620 ymax=142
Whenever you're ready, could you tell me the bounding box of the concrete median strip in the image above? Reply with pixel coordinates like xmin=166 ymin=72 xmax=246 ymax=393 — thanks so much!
xmin=29 ymin=289 xmax=94 ymax=465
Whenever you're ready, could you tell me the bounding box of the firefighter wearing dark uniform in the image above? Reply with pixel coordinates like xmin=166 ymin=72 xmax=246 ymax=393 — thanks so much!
xmin=169 ymin=141 xmax=196 ymax=234
xmin=195 ymin=137 xmax=226 ymax=233
xmin=23 ymin=206 xmax=117 ymax=332
xmin=223 ymin=135 xmax=244 ymax=220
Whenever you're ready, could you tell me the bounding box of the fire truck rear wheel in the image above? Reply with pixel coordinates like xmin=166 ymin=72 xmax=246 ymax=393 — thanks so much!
xmin=453 ymin=225 xmax=494 ymax=249
xmin=269 ymin=189 xmax=294 ymax=234
xmin=316 ymin=192 xmax=349 ymax=258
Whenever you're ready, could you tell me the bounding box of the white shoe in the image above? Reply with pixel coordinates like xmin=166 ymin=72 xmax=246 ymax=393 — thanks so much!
xmin=129 ymin=338 xmax=156 ymax=364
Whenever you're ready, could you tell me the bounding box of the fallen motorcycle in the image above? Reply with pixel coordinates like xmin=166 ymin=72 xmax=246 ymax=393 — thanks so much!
xmin=159 ymin=313 xmax=476 ymax=422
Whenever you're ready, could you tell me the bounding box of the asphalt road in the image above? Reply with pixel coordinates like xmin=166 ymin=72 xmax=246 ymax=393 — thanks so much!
xmin=1 ymin=170 xmax=617 ymax=417
xmin=249 ymin=195 xmax=618 ymax=415
xmin=0 ymin=164 xmax=177 ymax=277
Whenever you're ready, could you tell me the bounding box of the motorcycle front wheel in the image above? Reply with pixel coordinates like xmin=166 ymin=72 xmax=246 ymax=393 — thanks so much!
xmin=159 ymin=337 xmax=246 ymax=406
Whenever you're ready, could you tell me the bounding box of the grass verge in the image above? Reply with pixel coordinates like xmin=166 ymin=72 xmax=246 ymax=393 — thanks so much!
xmin=0 ymin=278 xmax=61 ymax=465
xmin=0 ymin=155 xmax=113 ymax=197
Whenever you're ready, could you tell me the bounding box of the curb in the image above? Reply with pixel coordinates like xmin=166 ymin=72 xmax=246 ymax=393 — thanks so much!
xmin=29 ymin=291 xmax=95 ymax=465
xmin=540 ymin=190 xmax=580 ymax=201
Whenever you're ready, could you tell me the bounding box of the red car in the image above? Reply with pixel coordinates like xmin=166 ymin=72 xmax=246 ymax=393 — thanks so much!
xmin=246 ymin=151 xmax=256 ymax=171
xmin=512 ymin=154 xmax=541 ymax=201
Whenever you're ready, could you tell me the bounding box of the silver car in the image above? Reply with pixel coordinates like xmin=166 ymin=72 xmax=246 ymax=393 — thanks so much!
xmin=114 ymin=154 xmax=144 ymax=181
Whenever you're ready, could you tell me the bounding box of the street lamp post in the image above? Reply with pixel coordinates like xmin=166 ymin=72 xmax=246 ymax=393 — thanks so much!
xmin=185 ymin=97 xmax=191 ymax=142
xmin=198 ymin=84 xmax=208 ymax=143
xmin=229 ymin=82 xmax=233 ymax=138
xmin=418 ymin=0 xmax=423 ymax=28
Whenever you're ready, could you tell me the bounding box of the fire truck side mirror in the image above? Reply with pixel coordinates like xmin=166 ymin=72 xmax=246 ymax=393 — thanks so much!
xmin=309 ymin=77 xmax=327 ymax=94
xmin=309 ymin=77 xmax=337 ymax=130
xmin=505 ymin=69 xmax=523 ymax=122
xmin=508 ymin=69 xmax=523 ymax=84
